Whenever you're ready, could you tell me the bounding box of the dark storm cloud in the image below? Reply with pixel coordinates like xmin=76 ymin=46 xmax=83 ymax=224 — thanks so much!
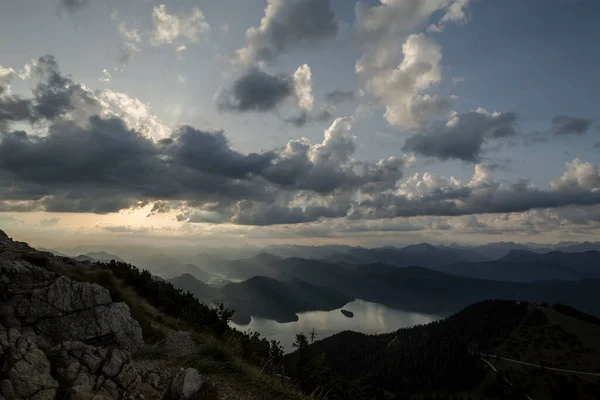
xmin=324 ymin=90 xmax=355 ymax=104
xmin=217 ymin=69 xmax=294 ymax=112
xmin=552 ymin=115 xmax=593 ymax=135
xmin=3 ymin=55 xmax=600 ymax=227
xmin=0 ymin=55 xmax=101 ymax=129
xmin=402 ymin=111 xmax=518 ymax=162
xmin=161 ymin=126 xmax=276 ymax=179
xmin=238 ymin=0 xmax=339 ymax=65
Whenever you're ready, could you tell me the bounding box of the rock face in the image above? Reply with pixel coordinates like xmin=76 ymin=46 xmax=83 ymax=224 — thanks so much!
xmin=51 ymin=341 xmax=141 ymax=399
xmin=0 ymin=326 xmax=58 ymax=400
xmin=0 ymin=242 xmax=143 ymax=351
xmin=0 ymin=234 xmax=151 ymax=400
xmin=168 ymin=368 xmax=204 ymax=400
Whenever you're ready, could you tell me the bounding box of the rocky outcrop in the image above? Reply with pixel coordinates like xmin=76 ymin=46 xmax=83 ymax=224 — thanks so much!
xmin=167 ymin=368 xmax=204 ymax=400
xmin=0 ymin=233 xmax=208 ymax=400
xmin=0 ymin=242 xmax=143 ymax=351
xmin=51 ymin=341 xmax=141 ymax=399
xmin=1 ymin=326 xmax=59 ymax=400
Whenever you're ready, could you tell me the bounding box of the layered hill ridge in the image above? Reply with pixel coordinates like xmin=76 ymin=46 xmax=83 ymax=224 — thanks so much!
xmin=286 ymin=300 xmax=600 ymax=399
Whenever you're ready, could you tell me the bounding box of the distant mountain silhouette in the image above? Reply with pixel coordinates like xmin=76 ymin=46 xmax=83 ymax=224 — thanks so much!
xmin=442 ymin=249 xmax=600 ymax=282
xmin=83 ymin=251 xmax=125 ymax=262
xmin=324 ymin=244 xmax=470 ymax=269
xmin=169 ymin=273 xmax=353 ymax=324
xmin=169 ymin=273 xmax=219 ymax=304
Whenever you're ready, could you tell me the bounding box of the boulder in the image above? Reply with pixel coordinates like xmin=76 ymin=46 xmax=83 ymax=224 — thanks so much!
xmin=168 ymin=368 xmax=204 ymax=400
xmin=1 ymin=260 xmax=143 ymax=351
xmin=0 ymin=326 xmax=58 ymax=400
xmin=52 ymin=341 xmax=141 ymax=399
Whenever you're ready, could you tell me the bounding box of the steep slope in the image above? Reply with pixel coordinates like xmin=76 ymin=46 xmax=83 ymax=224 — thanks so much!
xmin=169 ymin=273 xmax=220 ymax=303
xmin=287 ymin=300 xmax=600 ymax=399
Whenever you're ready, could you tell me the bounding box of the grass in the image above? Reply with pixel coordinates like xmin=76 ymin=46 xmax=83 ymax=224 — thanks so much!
xmin=133 ymin=339 xmax=169 ymax=360
xmin=185 ymin=332 xmax=313 ymax=400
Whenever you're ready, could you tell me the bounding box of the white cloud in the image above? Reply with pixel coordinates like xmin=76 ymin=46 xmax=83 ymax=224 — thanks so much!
xmin=0 ymin=66 xmax=16 ymax=93
xmin=99 ymin=69 xmax=111 ymax=83
xmin=150 ymin=4 xmax=210 ymax=47
xmin=452 ymin=76 xmax=465 ymax=84
xmin=429 ymin=0 xmax=472 ymax=32
xmin=550 ymin=159 xmax=600 ymax=192
xmin=118 ymin=23 xmax=142 ymax=43
xmin=293 ymin=64 xmax=314 ymax=111
xmin=96 ymin=89 xmax=171 ymax=140
xmin=355 ymin=0 xmax=475 ymax=128
xmin=358 ymin=33 xmax=451 ymax=128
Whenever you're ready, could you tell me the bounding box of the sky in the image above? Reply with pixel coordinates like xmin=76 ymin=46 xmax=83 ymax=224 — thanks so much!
xmin=1 ymin=0 xmax=600 ymax=249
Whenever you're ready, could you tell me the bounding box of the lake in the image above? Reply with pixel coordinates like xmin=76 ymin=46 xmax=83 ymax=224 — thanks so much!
xmin=230 ymin=299 xmax=441 ymax=352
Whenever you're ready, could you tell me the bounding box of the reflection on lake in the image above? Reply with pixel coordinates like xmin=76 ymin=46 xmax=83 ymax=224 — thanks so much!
xmin=230 ymin=299 xmax=441 ymax=352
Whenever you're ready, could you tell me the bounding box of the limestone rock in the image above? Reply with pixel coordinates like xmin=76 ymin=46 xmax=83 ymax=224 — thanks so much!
xmin=0 ymin=327 xmax=58 ymax=400
xmin=1 ymin=259 xmax=143 ymax=351
xmin=168 ymin=368 xmax=204 ymax=400
xmin=52 ymin=341 xmax=141 ymax=399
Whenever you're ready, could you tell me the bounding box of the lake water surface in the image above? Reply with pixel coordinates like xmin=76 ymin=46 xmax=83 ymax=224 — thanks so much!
xmin=230 ymin=299 xmax=441 ymax=352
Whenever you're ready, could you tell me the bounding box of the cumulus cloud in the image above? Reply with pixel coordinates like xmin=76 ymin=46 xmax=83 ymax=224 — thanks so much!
xmin=428 ymin=0 xmax=472 ymax=32
xmin=293 ymin=64 xmax=314 ymax=111
xmin=216 ymin=68 xmax=294 ymax=112
xmin=357 ymin=33 xmax=452 ymax=128
xmin=353 ymin=160 xmax=600 ymax=221
xmin=0 ymin=66 xmax=16 ymax=95
xmin=355 ymin=0 xmax=474 ymax=128
xmin=403 ymin=109 xmax=519 ymax=162
xmin=150 ymin=4 xmax=210 ymax=47
xmin=4 ymin=55 xmax=600 ymax=229
xmin=236 ymin=0 xmax=339 ymax=66
xmin=551 ymin=115 xmax=593 ymax=135
xmin=550 ymin=159 xmax=600 ymax=192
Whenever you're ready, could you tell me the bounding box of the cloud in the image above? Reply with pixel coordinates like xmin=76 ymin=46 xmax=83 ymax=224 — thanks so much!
xmin=285 ymin=107 xmax=335 ymax=127
xmin=403 ymin=109 xmax=519 ymax=162
xmin=150 ymin=4 xmax=210 ymax=47
xmin=117 ymin=23 xmax=142 ymax=44
xmin=355 ymin=0 xmax=474 ymax=128
xmin=353 ymin=160 xmax=600 ymax=220
xmin=236 ymin=0 xmax=339 ymax=65
xmin=99 ymin=69 xmax=111 ymax=83
xmin=118 ymin=43 xmax=141 ymax=65
xmin=216 ymin=68 xmax=294 ymax=112
xmin=4 ymin=55 xmax=600 ymax=229
xmin=325 ymin=90 xmax=355 ymax=104
xmin=0 ymin=66 xmax=16 ymax=95
xmin=293 ymin=64 xmax=314 ymax=111
xmin=551 ymin=115 xmax=593 ymax=135
xmin=357 ymin=33 xmax=452 ymax=128
xmin=60 ymin=0 xmax=89 ymax=13
xmin=428 ymin=0 xmax=472 ymax=32
xmin=550 ymin=159 xmax=600 ymax=192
